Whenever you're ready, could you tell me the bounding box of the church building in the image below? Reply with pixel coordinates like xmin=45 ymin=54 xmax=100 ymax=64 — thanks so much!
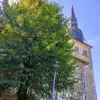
xmin=57 ymin=6 xmax=97 ymax=100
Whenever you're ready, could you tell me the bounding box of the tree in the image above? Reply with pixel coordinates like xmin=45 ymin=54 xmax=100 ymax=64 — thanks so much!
xmin=0 ymin=0 xmax=76 ymax=100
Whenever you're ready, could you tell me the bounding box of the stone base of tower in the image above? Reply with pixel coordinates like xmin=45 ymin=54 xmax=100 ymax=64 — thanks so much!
xmin=56 ymin=64 xmax=97 ymax=100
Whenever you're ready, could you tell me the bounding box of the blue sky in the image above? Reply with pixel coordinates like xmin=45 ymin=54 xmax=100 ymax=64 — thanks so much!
xmin=49 ymin=0 xmax=100 ymax=99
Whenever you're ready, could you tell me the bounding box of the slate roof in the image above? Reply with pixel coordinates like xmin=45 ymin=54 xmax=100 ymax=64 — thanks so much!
xmin=70 ymin=6 xmax=84 ymax=42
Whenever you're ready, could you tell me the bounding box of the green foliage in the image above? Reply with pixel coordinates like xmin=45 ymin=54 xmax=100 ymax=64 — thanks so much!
xmin=0 ymin=0 xmax=76 ymax=99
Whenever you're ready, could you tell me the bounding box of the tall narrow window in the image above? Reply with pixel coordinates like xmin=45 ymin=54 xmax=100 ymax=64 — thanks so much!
xmin=83 ymin=50 xmax=87 ymax=56
xmin=75 ymin=47 xmax=79 ymax=52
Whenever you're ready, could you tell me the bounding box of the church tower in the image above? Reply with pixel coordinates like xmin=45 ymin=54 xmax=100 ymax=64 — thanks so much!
xmin=70 ymin=6 xmax=97 ymax=100
xmin=57 ymin=6 xmax=97 ymax=100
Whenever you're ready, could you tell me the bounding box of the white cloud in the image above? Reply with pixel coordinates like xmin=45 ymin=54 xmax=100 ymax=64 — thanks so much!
xmin=88 ymin=36 xmax=100 ymax=46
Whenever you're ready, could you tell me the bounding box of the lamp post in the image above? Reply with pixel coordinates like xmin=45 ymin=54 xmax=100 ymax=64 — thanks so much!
xmin=51 ymin=61 xmax=58 ymax=100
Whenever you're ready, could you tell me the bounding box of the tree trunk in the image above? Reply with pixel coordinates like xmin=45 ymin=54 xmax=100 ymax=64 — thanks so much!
xmin=17 ymin=83 xmax=28 ymax=100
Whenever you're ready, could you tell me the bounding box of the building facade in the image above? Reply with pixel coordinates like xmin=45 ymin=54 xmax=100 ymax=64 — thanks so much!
xmin=57 ymin=6 xmax=97 ymax=100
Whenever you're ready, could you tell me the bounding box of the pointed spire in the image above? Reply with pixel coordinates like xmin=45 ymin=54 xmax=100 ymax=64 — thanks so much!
xmin=70 ymin=6 xmax=78 ymax=28
xmin=71 ymin=6 xmax=77 ymax=21
xmin=69 ymin=6 xmax=84 ymax=42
